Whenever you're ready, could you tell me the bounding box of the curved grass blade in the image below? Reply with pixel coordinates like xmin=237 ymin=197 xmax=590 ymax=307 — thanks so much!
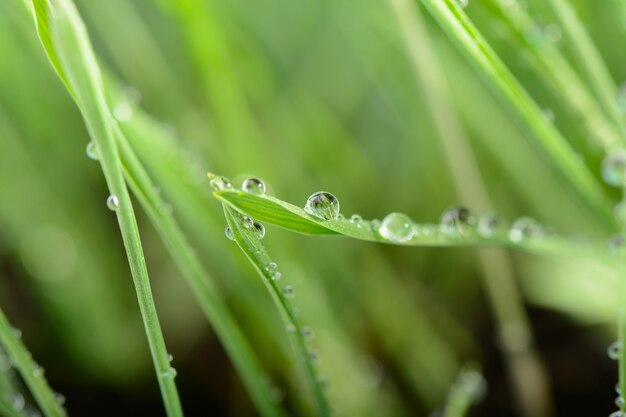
xmin=0 ymin=307 xmax=65 ymax=417
xmin=27 ymin=0 xmax=183 ymax=415
xmin=223 ymin=207 xmax=331 ymax=417
xmin=212 ymin=182 xmax=609 ymax=260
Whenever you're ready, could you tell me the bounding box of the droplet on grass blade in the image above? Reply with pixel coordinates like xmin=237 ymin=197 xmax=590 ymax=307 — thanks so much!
xmin=602 ymin=149 xmax=626 ymax=187
xmin=350 ymin=214 xmax=364 ymax=228
xmin=440 ymin=207 xmax=477 ymax=236
xmin=478 ymin=215 xmax=508 ymax=238
xmin=379 ymin=212 xmax=414 ymax=243
xmin=86 ymin=141 xmax=99 ymax=160
xmin=242 ymin=177 xmax=266 ymax=195
xmin=509 ymin=217 xmax=543 ymax=242
xmin=283 ymin=285 xmax=295 ymax=298
xmin=106 ymin=195 xmax=119 ymax=211
xmin=304 ymin=192 xmax=340 ymax=220
xmin=210 ymin=176 xmax=232 ymax=191
xmin=253 ymin=222 xmax=265 ymax=239
xmin=225 ymin=226 xmax=234 ymax=241
xmin=608 ymin=341 xmax=621 ymax=360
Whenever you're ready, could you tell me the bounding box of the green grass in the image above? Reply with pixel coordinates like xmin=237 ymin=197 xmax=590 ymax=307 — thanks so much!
xmin=3 ymin=0 xmax=626 ymax=415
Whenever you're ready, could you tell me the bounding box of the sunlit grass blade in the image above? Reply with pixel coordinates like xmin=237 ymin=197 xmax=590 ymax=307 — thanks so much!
xmin=223 ymin=206 xmax=331 ymax=417
xmin=418 ymin=0 xmax=614 ymax=227
xmin=0 ymin=307 xmax=65 ymax=417
xmin=26 ymin=0 xmax=183 ymax=415
xmin=442 ymin=366 xmax=486 ymax=417
xmin=115 ymin=129 xmax=287 ymax=417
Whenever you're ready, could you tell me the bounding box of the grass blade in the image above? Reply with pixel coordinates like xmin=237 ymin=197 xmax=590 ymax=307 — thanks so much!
xmin=223 ymin=207 xmax=331 ymax=417
xmin=26 ymin=0 xmax=184 ymax=415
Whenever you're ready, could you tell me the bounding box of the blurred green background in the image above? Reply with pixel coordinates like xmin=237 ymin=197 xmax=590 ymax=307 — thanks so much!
xmin=0 ymin=0 xmax=625 ymax=415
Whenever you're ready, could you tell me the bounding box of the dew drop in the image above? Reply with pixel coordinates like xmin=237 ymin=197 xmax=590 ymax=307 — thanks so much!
xmin=242 ymin=177 xmax=266 ymax=195
xmin=610 ymin=411 xmax=624 ymax=417
xmin=304 ymin=192 xmax=340 ymax=220
xmin=225 ymin=226 xmax=234 ymax=241
xmin=350 ymin=214 xmax=364 ymax=228
xmin=33 ymin=365 xmax=44 ymax=377
xmin=86 ymin=141 xmax=99 ymax=160
xmin=370 ymin=219 xmax=381 ymax=230
xmin=113 ymin=102 xmax=133 ymax=122
xmin=608 ymin=341 xmax=621 ymax=360
xmin=209 ymin=176 xmax=232 ymax=191
xmin=253 ymin=222 xmax=266 ymax=239
xmin=167 ymin=353 xmax=174 ymax=363
xmin=242 ymin=216 xmax=254 ymax=229
xmin=440 ymin=207 xmax=477 ymax=236
xmin=457 ymin=0 xmax=469 ymax=8
xmin=106 ymin=195 xmax=120 ymax=211
xmin=379 ymin=212 xmax=415 ymax=243
xmin=286 ymin=324 xmax=296 ymax=333
xmin=616 ymin=396 xmax=625 ymax=407
xmin=272 ymin=272 xmax=282 ymax=281
xmin=267 ymin=262 xmax=278 ymax=273
xmin=478 ymin=215 xmax=508 ymax=238
xmin=164 ymin=367 xmax=177 ymax=379
xmin=602 ymin=149 xmax=626 ymax=187
xmin=302 ymin=326 xmax=315 ymax=341
xmin=12 ymin=394 xmax=24 ymax=411
xmin=283 ymin=285 xmax=295 ymax=298
xmin=55 ymin=392 xmax=66 ymax=405
xmin=509 ymin=217 xmax=544 ymax=242
xmin=13 ymin=328 xmax=22 ymax=339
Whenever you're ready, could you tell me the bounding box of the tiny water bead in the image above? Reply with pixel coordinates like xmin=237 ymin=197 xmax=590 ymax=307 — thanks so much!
xmin=283 ymin=285 xmax=295 ymax=298
xmin=164 ymin=367 xmax=177 ymax=379
xmin=225 ymin=226 xmax=234 ymax=241
xmin=13 ymin=328 xmax=22 ymax=339
xmin=509 ymin=217 xmax=544 ymax=242
xmin=243 ymin=216 xmax=254 ymax=229
xmin=253 ymin=222 xmax=266 ymax=239
xmin=272 ymin=271 xmax=282 ymax=281
xmin=440 ymin=207 xmax=477 ymax=236
xmin=106 ymin=195 xmax=119 ymax=211
xmin=602 ymin=148 xmax=626 ymax=187
xmin=608 ymin=341 xmax=621 ymax=360
xmin=267 ymin=262 xmax=278 ymax=273
xmin=55 ymin=392 xmax=66 ymax=406
xmin=350 ymin=214 xmax=364 ymax=228
xmin=12 ymin=394 xmax=25 ymax=411
xmin=33 ymin=365 xmax=44 ymax=377
xmin=616 ymin=396 xmax=625 ymax=408
xmin=457 ymin=0 xmax=469 ymax=8
xmin=242 ymin=177 xmax=266 ymax=195
xmin=168 ymin=353 xmax=174 ymax=363
xmin=209 ymin=176 xmax=232 ymax=191
xmin=301 ymin=326 xmax=315 ymax=340
xmin=478 ymin=215 xmax=508 ymax=238
xmin=304 ymin=192 xmax=340 ymax=220
xmin=610 ymin=411 xmax=624 ymax=417
xmin=85 ymin=141 xmax=99 ymax=160
xmin=379 ymin=212 xmax=415 ymax=243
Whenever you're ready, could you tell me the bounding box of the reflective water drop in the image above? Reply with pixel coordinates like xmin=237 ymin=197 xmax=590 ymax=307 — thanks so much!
xmin=210 ymin=176 xmax=232 ymax=191
xmin=13 ymin=328 xmax=22 ymax=339
xmin=602 ymin=149 xmax=626 ymax=187
xmin=242 ymin=177 xmax=266 ymax=195
xmin=167 ymin=353 xmax=174 ymax=363
xmin=478 ymin=215 xmax=508 ymax=238
xmin=440 ymin=207 xmax=477 ymax=236
xmin=286 ymin=324 xmax=296 ymax=333
xmin=272 ymin=271 xmax=282 ymax=281
xmin=610 ymin=411 xmax=624 ymax=417
xmin=55 ymin=392 xmax=66 ymax=405
xmin=242 ymin=216 xmax=254 ymax=229
xmin=12 ymin=394 xmax=24 ymax=411
xmin=608 ymin=341 xmax=621 ymax=360
xmin=106 ymin=195 xmax=120 ymax=211
xmin=253 ymin=222 xmax=265 ymax=239
xmin=33 ymin=365 xmax=44 ymax=377
xmin=304 ymin=192 xmax=340 ymax=220
xmin=283 ymin=285 xmax=295 ymax=298
xmin=370 ymin=219 xmax=381 ymax=230
xmin=350 ymin=214 xmax=364 ymax=228
xmin=379 ymin=212 xmax=415 ymax=243
xmin=302 ymin=326 xmax=315 ymax=341
xmin=225 ymin=226 xmax=234 ymax=241
xmin=164 ymin=367 xmax=177 ymax=379
xmin=457 ymin=0 xmax=469 ymax=8
xmin=113 ymin=102 xmax=133 ymax=122
xmin=616 ymin=396 xmax=625 ymax=407
xmin=509 ymin=217 xmax=544 ymax=242
xmin=267 ymin=262 xmax=278 ymax=273
xmin=308 ymin=350 xmax=319 ymax=362
xmin=86 ymin=141 xmax=99 ymax=160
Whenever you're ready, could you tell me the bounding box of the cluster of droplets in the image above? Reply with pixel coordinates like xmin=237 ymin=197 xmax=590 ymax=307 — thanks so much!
xmin=607 ymin=341 xmax=625 ymax=415
xmin=220 ymin=177 xmax=267 ymax=241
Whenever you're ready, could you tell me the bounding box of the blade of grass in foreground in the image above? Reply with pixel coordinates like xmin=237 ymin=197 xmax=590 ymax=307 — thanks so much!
xmin=441 ymin=366 xmax=486 ymax=417
xmin=0 ymin=307 xmax=65 ymax=417
xmin=223 ymin=207 xmax=331 ymax=417
xmin=211 ymin=182 xmax=610 ymax=261
xmin=418 ymin=0 xmax=614 ymax=228
xmin=115 ymin=128 xmax=287 ymax=417
xmin=26 ymin=0 xmax=183 ymax=415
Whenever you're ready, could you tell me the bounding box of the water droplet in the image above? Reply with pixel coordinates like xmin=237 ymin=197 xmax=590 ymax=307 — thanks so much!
xmin=608 ymin=341 xmax=621 ymax=360
xmin=253 ymin=222 xmax=265 ymax=239
xmin=106 ymin=195 xmax=120 ymax=211
xmin=242 ymin=177 xmax=266 ymax=195
xmin=543 ymin=23 xmax=562 ymax=43
xmin=13 ymin=328 xmax=22 ymax=339
xmin=242 ymin=216 xmax=254 ymax=229
xmin=610 ymin=234 xmax=626 ymax=253
xmin=302 ymin=326 xmax=315 ymax=341
xmin=283 ymin=285 xmax=295 ymax=298
xmin=616 ymin=396 xmax=625 ymax=407
xmin=370 ymin=219 xmax=381 ymax=230
xmin=379 ymin=212 xmax=415 ymax=243
xmin=509 ymin=217 xmax=544 ymax=242
xmin=304 ymin=192 xmax=340 ymax=220
xmin=33 ymin=365 xmax=44 ymax=377
xmin=267 ymin=262 xmax=278 ymax=273
xmin=478 ymin=215 xmax=508 ymax=238
xmin=308 ymin=350 xmax=319 ymax=362
xmin=602 ymin=149 xmax=626 ymax=187
xmin=164 ymin=367 xmax=177 ymax=379
xmin=286 ymin=324 xmax=296 ymax=333
xmin=350 ymin=214 xmax=364 ymax=228
xmin=86 ymin=141 xmax=99 ymax=160
xmin=168 ymin=353 xmax=174 ymax=363
xmin=610 ymin=411 xmax=624 ymax=417
xmin=440 ymin=207 xmax=477 ymax=236
xmin=55 ymin=392 xmax=66 ymax=405
xmin=113 ymin=102 xmax=133 ymax=122
xmin=225 ymin=226 xmax=234 ymax=241
xmin=457 ymin=0 xmax=469 ymax=8
xmin=272 ymin=271 xmax=282 ymax=281
xmin=209 ymin=176 xmax=232 ymax=191
xmin=12 ymin=394 xmax=24 ymax=411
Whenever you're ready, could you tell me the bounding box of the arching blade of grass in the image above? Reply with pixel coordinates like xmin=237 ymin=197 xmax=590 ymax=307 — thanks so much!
xmin=211 ymin=183 xmax=609 ymax=260
xmin=223 ymin=206 xmax=331 ymax=417
xmin=388 ymin=0 xmax=553 ymax=415
xmin=25 ymin=0 xmax=183 ymax=415
xmin=441 ymin=366 xmax=486 ymax=417
xmin=0 ymin=307 xmax=65 ymax=417
xmin=418 ymin=0 xmax=614 ymax=227
xmin=114 ymin=129 xmax=287 ymax=417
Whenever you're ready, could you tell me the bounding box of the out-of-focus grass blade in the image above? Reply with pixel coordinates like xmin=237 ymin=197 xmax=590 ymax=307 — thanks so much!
xmin=442 ymin=366 xmax=487 ymax=417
